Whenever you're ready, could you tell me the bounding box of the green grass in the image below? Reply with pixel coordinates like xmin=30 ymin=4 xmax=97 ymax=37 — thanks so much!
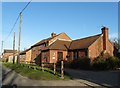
xmin=2 ymin=62 xmax=70 ymax=80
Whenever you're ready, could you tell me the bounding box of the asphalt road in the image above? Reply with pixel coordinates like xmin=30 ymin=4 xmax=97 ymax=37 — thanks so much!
xmin=65 ymin=68 xmax=120 ymax=87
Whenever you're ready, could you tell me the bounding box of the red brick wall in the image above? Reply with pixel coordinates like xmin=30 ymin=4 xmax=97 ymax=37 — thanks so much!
xmin=31 ymin=46 xmax=40 ymax=62
xmin=88 ymin=35 xmax=114 ymax=61
xmin=26 ymin=49 xmax=32 ymax=63
xmin=41 ymin=50 xmax=50 ymax=63
xmin=88 ymin=36 xmax=103 ymax=60
xmin=49 ymin=50 xmax=67 ymax=63
xmin=68 ymin=50 xmax=86 ymax=61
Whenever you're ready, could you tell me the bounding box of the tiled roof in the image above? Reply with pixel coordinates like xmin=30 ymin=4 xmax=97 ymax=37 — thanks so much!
xmin=42 ymin=39 xmax=71 ymax=51
xmin=69 ymin=34 xmax=102 ymax=50
xmin=31 ymin=33 xmax=62 ymax=47
xmin=31 ymin=32 xmax=71 ymax=47
xmin=49 ymin=40 xmax=71 ymax=50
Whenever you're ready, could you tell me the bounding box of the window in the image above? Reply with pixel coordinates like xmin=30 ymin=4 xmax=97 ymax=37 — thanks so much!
xmin=74 ymin=51 xmax=79 ymax=59
xmin=44 ymin=41 xmax=48 ymax=47
xmin=44 ymin=52 xmax=47 ymax=62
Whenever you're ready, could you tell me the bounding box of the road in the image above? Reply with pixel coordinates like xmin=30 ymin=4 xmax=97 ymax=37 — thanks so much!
xmin=65 ymin=68 xmax=120 ymax=87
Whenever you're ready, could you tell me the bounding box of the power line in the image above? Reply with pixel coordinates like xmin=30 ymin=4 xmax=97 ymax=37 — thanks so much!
xmin=3 ymin=0 xmax=32 ymax=42
xmin=21 ymin=0 xmax=32 ymax=13
xmin=4 ymin=14 xmax=20 ymax=42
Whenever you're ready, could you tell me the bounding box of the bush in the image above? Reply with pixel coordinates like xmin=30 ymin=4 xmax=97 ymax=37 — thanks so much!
xmin=106 ymin=56 xmax=120 ymax=69
xmin=92 ymin=58 xmax=107 ymax=70
xmin=69 ymin=57 xmax=91 ymax=70
xmin=92 ymin=54 xmax=120 ymax=70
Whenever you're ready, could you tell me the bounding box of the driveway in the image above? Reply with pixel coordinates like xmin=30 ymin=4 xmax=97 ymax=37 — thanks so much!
xmin=65 ymin=68 xmax=120 ymax=87
xmin=1 ymin=65 xmax=94 ymax=87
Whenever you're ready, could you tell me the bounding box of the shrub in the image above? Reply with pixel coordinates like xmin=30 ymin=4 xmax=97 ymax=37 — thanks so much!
xmin=92 ymin=54 xmax=120 ymax=70
xmin=92 ymin=58 xmax=107 ymax=70
xmin=106 ymin=56 xmax=120 ymax=69
xmin=69 ymin=57 xmax=91 ymax=70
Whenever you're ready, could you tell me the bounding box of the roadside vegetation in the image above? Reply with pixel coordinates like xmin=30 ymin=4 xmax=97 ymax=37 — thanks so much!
xmin=69 ymin=53 xmax=120 ymax=70
xmin=2 ymin=62 xmax=70 ymax=80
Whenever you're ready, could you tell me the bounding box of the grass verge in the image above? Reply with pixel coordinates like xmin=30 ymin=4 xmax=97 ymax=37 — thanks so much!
xmin=2 ymin=62 xmax=70 ymax=80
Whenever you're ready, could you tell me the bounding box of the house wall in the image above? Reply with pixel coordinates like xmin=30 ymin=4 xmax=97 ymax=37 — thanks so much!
xmin=88 ymin=35 xmax=114 ymax=61
xmin=88 ymin=36 xmax=103 ymax=60
xmin=68 ymin=50 xmax=87 ymax=61
xmin=20 ymin=54 xmax=26 ymax=63
xmin=31 ymin=46 xmax=40 ymax=62
xmin=41 ymin=50 xmax=50 ymax=63
xmin=26 ymin=49 xmax=32 ymax=64
xmin=49 ymin=50 xmax=67 ymax=63
xmin=106 ymin=41 xmax=114 ymax=56
xmin=8 ymin=55 xmax=17 ymax=63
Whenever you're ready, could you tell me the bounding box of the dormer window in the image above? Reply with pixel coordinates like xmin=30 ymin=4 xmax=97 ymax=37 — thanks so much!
xmin=45 ymin=41 xmax=49 ymax=47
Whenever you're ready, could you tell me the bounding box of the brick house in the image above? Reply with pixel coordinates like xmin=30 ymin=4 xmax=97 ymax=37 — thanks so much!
xmin=24 ymin=27 xmax=114 ymax=64
xmin=68 ymin=27 xmax=114 ymax=61
xmin=25 ymin=32 xmax=72 ymax=64
xmin=2 ymin=49 xmax=17 ymax=62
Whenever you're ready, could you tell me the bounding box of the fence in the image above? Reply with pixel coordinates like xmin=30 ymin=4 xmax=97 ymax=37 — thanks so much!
xmin=20 ymin=60 xmax=65 ymax=79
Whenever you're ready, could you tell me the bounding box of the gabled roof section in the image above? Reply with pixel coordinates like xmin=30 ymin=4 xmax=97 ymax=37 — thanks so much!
xmin=49 ymin=39 xmax=71 ymax=50
xmin=69 ymin=34 xmax=102 ymax=50
xmin=31 ymin=32 xmax=71 ymax=47
xmin=42 ymin=39 xmax=71 ymax=51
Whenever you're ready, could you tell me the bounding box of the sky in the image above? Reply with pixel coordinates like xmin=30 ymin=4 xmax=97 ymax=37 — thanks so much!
xmin=2 ymin=2 xmax=118 ymax=52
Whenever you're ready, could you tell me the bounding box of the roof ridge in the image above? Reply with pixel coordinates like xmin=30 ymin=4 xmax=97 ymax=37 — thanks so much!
xmin=72 ymin=34 xmax=101 ymax=42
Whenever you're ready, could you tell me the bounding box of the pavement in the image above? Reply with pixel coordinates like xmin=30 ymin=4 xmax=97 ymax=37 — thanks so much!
xmin=65 ymin=68 xmax=120 ymax=87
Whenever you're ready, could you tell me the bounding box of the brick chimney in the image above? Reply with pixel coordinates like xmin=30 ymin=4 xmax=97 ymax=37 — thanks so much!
xmin=51 ymin=32 xmax=56 ymax=37
xmin=101 ymin=27 xmax=109 ymax=51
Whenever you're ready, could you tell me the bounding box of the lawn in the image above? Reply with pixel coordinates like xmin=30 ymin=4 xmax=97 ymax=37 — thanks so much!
xmin=2 ymin=62 xmax=70 ymax=80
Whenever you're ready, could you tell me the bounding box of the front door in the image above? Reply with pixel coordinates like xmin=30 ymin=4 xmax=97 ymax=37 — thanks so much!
xmin=58 ymin=52 xmax=63 ymax=61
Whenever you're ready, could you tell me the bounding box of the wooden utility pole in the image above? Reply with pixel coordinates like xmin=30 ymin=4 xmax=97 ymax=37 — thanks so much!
xmin=17 ymin=12 xmax=22 ymax=64
xmin=13 ymin=32 xmax=15 ymax=64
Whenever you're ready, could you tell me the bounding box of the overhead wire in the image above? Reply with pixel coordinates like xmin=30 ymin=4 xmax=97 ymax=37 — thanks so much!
xmin=3 ymin=0 xmax=32 ymax=42
xmin=4 ymin=14 xmax=20 ymax=42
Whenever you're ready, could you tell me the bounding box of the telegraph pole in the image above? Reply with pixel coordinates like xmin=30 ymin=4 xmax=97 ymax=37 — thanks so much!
xmin=17 ymin=12 xmax=22 ymax=64
xmin=13 ymin=32 xmax=15 ymax=64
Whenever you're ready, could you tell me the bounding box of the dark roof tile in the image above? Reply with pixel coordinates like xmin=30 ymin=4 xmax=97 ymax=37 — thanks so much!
xmin=69 ymin=34 xmax=101 ymax=50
